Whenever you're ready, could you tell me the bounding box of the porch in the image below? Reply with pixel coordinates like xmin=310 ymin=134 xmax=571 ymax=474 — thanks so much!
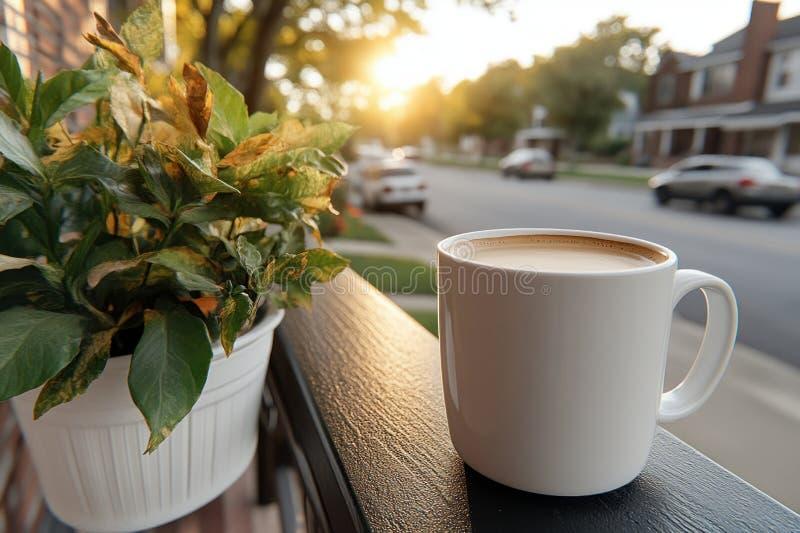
xmin=4 ymin=269 xmax=799 ymax=532
xmin=633 ymin=102 xmax=800 ymax=172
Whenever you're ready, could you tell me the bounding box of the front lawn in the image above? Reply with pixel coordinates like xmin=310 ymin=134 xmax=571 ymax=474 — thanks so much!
xmin=346 ymin=254 xmax=436 ymax=295
xmin=338 ymin=212 xmax=390 ymax=242
xmin=406 ymin=309 xmax=438 ymax=336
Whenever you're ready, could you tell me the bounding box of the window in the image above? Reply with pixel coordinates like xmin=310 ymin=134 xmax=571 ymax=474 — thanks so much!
xmin=379 ymin=167 xmax=416 ymax=178
xmin=656 ymin=74 xmax=676 ymax=105
xmin=769 ymin=50 xmax=800 ymax=94
xmin=682 ymin=164 xmax=715 ymax=172
xmin=786 ymin=124 xmax=800 ymax=154
xmin=700 ymin=63 xmax=737 ymax=97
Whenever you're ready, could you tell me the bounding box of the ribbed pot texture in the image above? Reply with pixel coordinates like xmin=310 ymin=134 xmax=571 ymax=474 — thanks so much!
xmin=11 ymin=308 xmax=284 ymax=532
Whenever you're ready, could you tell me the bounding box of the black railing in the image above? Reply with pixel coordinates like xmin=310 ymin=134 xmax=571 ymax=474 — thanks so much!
xmin=259 ymin=268 xmax=800 ymax=532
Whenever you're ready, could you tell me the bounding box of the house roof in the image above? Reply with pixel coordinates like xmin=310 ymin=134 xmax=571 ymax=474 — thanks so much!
xmin=726 ymin=99 xmax=800 ymax=116
xmin=774 ymin=13 xmax=800 ymax=40
xmin=704 ymin=13 xmax=800 ymax=58
xmin=637 ymin=100 xmax=800 ymax=130
xmin=710 ymin=29 xmax=746 ymax=55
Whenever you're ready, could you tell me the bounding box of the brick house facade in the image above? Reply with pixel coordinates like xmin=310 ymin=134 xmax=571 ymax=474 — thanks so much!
xmin=0 ymin=2 xmax=108 ymax=531
xmin=634 ymin=1 xmax=800 ymax=173
xmin=0 ymin=0 xmax=107 ymax=77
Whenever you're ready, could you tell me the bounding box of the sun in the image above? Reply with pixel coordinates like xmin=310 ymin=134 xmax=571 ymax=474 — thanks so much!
xmin=372 ymin=52 xmax=423 ymax=92
xmin=370 ymin=36 xmax=436 ymax=109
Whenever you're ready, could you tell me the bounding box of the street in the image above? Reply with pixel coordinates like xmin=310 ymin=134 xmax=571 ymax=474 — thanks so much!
xmin=417 ymin=163 xmax=800 ymax=368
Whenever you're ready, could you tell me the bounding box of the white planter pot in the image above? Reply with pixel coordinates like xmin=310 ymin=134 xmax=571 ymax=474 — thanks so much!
xmin=11 ymin=307 xmax=284 ymax=532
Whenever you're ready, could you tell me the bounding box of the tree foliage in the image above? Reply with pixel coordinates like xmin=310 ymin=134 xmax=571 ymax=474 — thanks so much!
xmin=375 ymin=15 xmax=660 ymax=150
xmin=0 ymin=5 xmax=351 ymax=452
xmin=528 ymin=15 xmax=660 ymax=148
xmin=177 ymin=0 xmax=424 ymax=110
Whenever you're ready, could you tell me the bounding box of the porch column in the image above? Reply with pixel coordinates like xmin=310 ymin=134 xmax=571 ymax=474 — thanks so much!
xmin=659 ymin=129 xmax=673 ymax=157
xmin=632 ymin=129 xmax=644 ymax=158
xmin=691 ymin=127 xmax=706 ymax=154
xmin=771 ymin=124 xmax=789 ymax=167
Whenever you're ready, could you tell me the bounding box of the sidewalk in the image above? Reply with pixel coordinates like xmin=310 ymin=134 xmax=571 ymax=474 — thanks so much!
xmin=330 ymin=212 xmax=800 ymax=512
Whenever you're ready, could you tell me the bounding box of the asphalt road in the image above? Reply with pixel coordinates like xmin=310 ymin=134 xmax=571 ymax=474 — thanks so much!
xmin=416 ymin=163 xmax=800 ymax=368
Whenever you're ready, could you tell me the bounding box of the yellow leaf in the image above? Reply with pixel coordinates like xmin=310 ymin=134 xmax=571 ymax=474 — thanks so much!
xmin=84 ymin=33 xmax=143 ymax=83
xmin=166 ymin=76 xmax=203 ymax=139
xmin=182 ymin=64 xmax=212 ymax=139
xmin=110 ymin=74 xmax=147 ymax=142
xmin=218 ymin=133 xmax=287 ymax=168
xmin=93 ymin=12 xmax=125 ymax=46
xmin=77 ymin=124 xmax=117 ymax=145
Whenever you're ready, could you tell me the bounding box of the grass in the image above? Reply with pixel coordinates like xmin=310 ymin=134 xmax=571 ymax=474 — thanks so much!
xmin=406 ymin=309 xmax=438 ymax=336
xmin=425 ymin=156 xmax=652 ymax=187
xmin=557 ymin=169 xmax=651 ymax=187
xmin=338 ymin=211 xmax=390 ymax=242
xmin=424 ymin=155 xmax=500 ymax=170
xmin=346 ymin=254 xmax=436 ymax=295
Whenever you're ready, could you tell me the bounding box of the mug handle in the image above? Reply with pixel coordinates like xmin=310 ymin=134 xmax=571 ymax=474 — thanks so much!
xmin=658 ymin=269 xmax=738 ymax=423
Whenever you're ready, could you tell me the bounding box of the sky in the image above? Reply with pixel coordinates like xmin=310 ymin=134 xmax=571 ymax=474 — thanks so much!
xmin=372 ymin=0 xmax=800 ymax=91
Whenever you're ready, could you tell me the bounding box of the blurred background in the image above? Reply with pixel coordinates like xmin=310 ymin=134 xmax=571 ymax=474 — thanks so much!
xmin=1 ymin=0 xmax=798 ymax=523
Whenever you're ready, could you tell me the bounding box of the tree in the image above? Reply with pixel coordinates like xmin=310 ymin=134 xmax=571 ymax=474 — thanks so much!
xmin=395 ymin=79 xmax=446 ymax=145
xmin=178 ymin=0 xmax=423 ymax=110
xmin=529 ymin=15 xmax=660 ymax=148
xmin=467 ymin=60 xmax=532 ymax=141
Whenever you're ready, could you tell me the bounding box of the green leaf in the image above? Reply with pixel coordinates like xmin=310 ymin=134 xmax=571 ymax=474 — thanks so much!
xmin=31 ymin=69 xmax=109 ymax=131
xmin=138 ymin=145 xmax=174 ymax=208
xmin=33 ymin=328 xmax=115 ymax=418
xmin=129 ymin=306 xmax=212 ymax=452
xmin=50 ymin=144 xmax=170 ymax=225
xmin=275 ymin=119 xmax=356 ymax=154
xmin=235 ymin=235 xmax=261 ymax=274
xmin=219 ymin=292 xmax=253 ymax=355
xmin=0 ymin=184 xmax=33 ymax=224
xmin=275 ymin=248 xmax=348 ymax=284
xmin=64 ymin=223 xmax=114 ymax=326
xmin=302 ymin=122 xmax=357 ymax=154
xmin=0 ymin=43 xmax=31 ymax=118
xmin=0 ymin=113 xmax=45 ymax=178
xmin=0 ymin=253 xmax=63 ymax=286
xmin=50 ymin=143 xmax=124 ymax=187
xmin=195 ymin=63 xmax=248 ymax=154
xmin=0 ymin=268 xmax=65 ymax=310
xmin=169 ymin=146 xmax=239 ymax=194
xmin=146 ymin=246 xmax=216 ymax=278
xmin=175 ymin=204 xmax=230 ymax=226
xmin=243 ymin=164 xmax=337 ymax=213
xmin=87 ymin=246 xmax=215 ymax=288
xmin=0 ymin=308 xmax=86 ymax=401
xmin=248 ymin=111 xmax=278 ymax=136
xmin=120 ymin=0 xmax=164 ymax=61
xmin=175 ymin=271 xmax=221 ymax=293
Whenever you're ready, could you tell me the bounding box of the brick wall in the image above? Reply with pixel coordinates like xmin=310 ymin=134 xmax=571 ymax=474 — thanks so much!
xmin=733 ymin=0 xmax=779 ymax=102
xmin=0 ymin=0 xmax=107 ymax=77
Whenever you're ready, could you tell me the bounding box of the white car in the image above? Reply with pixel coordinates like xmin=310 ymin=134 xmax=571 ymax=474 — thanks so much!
xmin=649 ymin=155 xmax=800 ymax=218
xmin=499 ymin=148 xmax=555 ymax=180
xmin=360 ymin=160 xmax=428 ymax=212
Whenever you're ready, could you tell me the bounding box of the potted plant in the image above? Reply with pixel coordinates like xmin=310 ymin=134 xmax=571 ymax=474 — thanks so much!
xmin=0 ymin=3 xmax=351 ymax=530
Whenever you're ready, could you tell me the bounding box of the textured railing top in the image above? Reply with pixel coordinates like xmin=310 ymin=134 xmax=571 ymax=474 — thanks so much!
xmin=276 ymin=269 xmax=800 ymax=532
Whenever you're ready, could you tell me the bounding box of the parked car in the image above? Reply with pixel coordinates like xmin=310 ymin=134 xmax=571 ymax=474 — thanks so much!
xmin=649 ymin=155 xmax=800 ymax=218
xmin=499 ymin=148 xmax=555 ymax=180
xmin=392 ymin=145 xmax=422 ymax=160
xmin=360 ymin=160 xmax=428 ymax=212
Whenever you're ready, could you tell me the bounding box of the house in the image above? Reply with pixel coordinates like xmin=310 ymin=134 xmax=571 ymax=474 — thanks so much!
xmin=634 ymin=0 xmax=800 ymax=173
xmin=0 ymin=0 xmax=108 ymax=77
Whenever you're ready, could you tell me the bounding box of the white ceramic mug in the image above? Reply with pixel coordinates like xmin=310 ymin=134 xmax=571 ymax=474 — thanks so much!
xmin=437 ymin=228 xmax=737 ymax=496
